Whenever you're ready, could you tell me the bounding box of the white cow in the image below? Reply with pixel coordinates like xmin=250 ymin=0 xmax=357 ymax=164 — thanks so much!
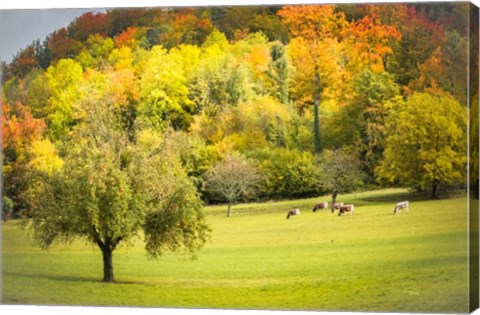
xmin=287 ymin=208 xmax=300 ymax=219
xmin=338 ymin=204 xmax=354 ymax=216
xmin=393 ymin=201 xmax=409 ymax=214
xmin=332 ymin=202 xmax=344 ymax=213
xmin=313 ymin=202 xmax=328 ymax=212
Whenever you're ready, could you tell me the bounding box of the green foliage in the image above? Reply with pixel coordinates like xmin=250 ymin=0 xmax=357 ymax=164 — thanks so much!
xmin=75 ymin=34 xmax=114 ymax=69
xmin=255 ymin=148 xmax=323 ymax=199
xmin=440 ymin=30 xmax=468 ymax=105
xmin=44 ymin=58 xmax=85 ymax=141
xmin=202 ymin=29 xmax=229 ymax=50
xmin=136 ymin=131 xmax=210 ymax=258
xmin=223 ymin=96 xmax=292 ymax=150
xmin=377 ymin=92 xmax=467 ymax=198
xmin=189 ymin=35 xmax=252 ymax=112
xmin=24 ymin=83 xmax=210 ymax=281
xmin=320 ymin=148 xmax=365 ymax=199
xmin=351 ymin=69 xmax=400 ymax=182
xmin=26 ymin=69 xmax=50 ymax=119
xmin=2 ymin=196 xmax=14 ymax=221
xmin=268 ymin=42 xmax=289 ymax=104
xmin=176 ymin=133 xmax=220 ymax=186
xmin=137 ymin=46 xmax=194 ymax=131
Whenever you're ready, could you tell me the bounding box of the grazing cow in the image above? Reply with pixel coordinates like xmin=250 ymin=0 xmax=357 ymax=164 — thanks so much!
xmin=287 ymin=208 xmax=300 ymax=219
xmin=313 ymin=201 xmax=328 ymax=212
xmin=338 ymin=204 xmax=354 ymax=216
xmin=332 ymin=202 xmax=344 ymax=213
xmin=393 ymin=201 xmax=409 ymax=214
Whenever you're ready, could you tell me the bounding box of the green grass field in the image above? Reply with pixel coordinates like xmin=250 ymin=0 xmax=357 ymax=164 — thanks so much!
xmin=1 ymin=189 xmax=470 ymax=313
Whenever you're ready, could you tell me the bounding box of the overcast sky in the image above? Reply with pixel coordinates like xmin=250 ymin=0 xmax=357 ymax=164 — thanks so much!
xmin=0 ymin=8 xmax=101 ymax=62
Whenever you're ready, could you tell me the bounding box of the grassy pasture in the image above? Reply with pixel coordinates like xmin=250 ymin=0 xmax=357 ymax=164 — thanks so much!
xmin=1 ymin=189 xmax=470 ymax=313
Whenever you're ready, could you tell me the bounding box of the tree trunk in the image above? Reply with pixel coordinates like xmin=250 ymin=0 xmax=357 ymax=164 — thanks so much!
xmin=92 ymin=228 xmax=120 ymax=283
xmin=102 ymin=247 xmax=114 ymax=283
xmin=226 ymin=202 xmax=232 ymax=218
xmin=313 ymin=63 xmax=322 ymax=154
xmin=331 ymin=191 xmax=338 ymax=212
xmin=431 ymin=180 xmax=439 ymax=199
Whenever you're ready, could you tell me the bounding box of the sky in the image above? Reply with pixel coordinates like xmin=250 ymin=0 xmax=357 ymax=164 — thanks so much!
xmin=0 ymin=8 xmax=102 ymax=62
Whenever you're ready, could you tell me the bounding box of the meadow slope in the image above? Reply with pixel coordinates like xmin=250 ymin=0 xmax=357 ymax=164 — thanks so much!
xmin=1 ymin=189 xmax=470 ymax=313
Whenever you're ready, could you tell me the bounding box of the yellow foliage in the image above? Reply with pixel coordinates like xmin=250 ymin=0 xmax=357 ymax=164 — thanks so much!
xmin=108 ymin=47 xmax=134 ymax=70
xmin=28 ymin=140 xmax=64 ymax=175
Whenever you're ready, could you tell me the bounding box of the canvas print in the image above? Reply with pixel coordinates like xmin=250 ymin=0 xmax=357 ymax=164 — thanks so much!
xmin=1 ymin=1 xmax=479 ymax=314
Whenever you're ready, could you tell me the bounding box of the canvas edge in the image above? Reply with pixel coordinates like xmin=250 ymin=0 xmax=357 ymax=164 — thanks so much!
xmin=469 ymin=1 xmax=480 ymax=313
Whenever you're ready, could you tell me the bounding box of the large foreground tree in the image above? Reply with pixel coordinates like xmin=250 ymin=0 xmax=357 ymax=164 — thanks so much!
xmin=25 ymin=92 xmax=210 ymax=283
xmin=377 ymin=91 xmax=467 ymax=199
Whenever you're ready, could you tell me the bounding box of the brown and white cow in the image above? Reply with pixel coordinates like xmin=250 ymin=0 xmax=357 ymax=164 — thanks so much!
xmin=287 ymin=208 xmax=300 ymax=219
xmin=338 ymin=204 xmax=354 ymax=216
xmin=332 ymin=202 xmax=344 ymax=213
xmin=393 ymin=201 xmax=409 ymax=214
xmin=313 ymin=201 xmax=328 ymax=212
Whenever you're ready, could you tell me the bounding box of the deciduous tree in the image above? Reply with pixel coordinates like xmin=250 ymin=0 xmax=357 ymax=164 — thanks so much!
xmin=25 ymin=88 xmax=210 ymax=283
xmin=44 ymin=58 xmax=85 ymax=141
xmin=320 ymin=148 xmax=364 ymax=208
xmin=137 ymin=46 xmax=194 ymax=131
xmin=342 ymin=13 xmax=401 ymax=73
xmin=278 ymin=4 xmax=347 ymax=153
xmin=205 ymin=155 xmax=263 ymax=217
xmin=2 ymin=102 xmax=46 ymax=217
xmin=68 ymin=11 xmax=110 ymax=42
xmin=377 ymin=92 xmax=467 ymax=199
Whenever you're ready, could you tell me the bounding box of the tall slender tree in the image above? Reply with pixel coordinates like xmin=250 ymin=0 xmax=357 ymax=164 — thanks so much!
xmin=278 ymin=5 xmax=346 ymax=153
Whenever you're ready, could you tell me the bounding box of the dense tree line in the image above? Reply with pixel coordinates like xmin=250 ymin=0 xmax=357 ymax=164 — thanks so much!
xmin=2 ymin=3 xmax=473 ymax=221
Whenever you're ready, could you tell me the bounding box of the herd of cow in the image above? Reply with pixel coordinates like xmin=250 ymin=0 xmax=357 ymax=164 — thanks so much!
xmin=286 ymin=200 xmax=410 ymax=219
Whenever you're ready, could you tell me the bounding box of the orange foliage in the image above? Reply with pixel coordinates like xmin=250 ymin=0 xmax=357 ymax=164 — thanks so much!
xmin=114 ymin=27 xmax=139 ymax=48
xmin=411 ymin=47 xmax=446 ymax=90
xmin=108 ymin=69 xmax=140 ymax=107
xmin=167 ymin=9 xmax=213 ymax=46
xmin=2 ymin=102 xmax=46 ymax=151
xmin=246 ymin=46 xmax=270 ymax=76
xmin=342 ymin=14 xmax=401 ymax=72
xmin=278 ymin=5 xmax=347 ymax=41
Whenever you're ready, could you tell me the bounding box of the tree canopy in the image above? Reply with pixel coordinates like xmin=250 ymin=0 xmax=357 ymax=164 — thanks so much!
xmin=25 ymin=84 xmax=210 ymax=282
xmin=377 ymin=92 xmax=467 ymax=199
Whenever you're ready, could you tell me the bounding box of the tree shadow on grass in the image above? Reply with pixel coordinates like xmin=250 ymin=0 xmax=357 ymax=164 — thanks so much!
xmin=3 ymin=271 xmax=154 ymax=286
xmin=360 ymin=191 xmax=429 ymax=203
xmin=3 ymin=271 xmax=103 ymax=284
xmin=355 ymin=189 xmax=465 ymax=205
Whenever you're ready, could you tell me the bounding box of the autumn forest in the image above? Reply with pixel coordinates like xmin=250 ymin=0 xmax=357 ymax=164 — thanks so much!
xmin=1 ymin=3 xmax=477 ymax=223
